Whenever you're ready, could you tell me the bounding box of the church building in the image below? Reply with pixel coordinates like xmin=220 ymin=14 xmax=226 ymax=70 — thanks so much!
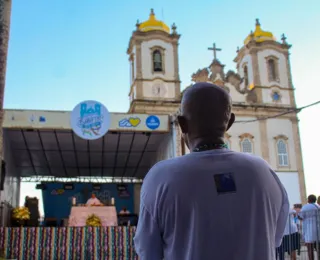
xmin=127 ymin=10 xmax=306 ymax=205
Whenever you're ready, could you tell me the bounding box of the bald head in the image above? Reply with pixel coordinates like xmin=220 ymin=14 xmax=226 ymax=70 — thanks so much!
xmin=178 ymin=82 xmax=234 ymax=148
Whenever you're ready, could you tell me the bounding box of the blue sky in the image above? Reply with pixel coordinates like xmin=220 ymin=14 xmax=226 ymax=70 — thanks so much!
xmin=6 ymin=1 xmax=320 ymax=209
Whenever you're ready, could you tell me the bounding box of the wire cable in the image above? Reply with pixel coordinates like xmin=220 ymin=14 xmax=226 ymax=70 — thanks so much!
xmin=234 ymin=100 xmax=320 ymax=124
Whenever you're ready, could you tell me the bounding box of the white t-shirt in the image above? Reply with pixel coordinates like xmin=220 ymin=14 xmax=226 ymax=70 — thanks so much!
xmin=284 ymin=209 xmax=298 ymax=235
xmin=134 ymin=149 xmax=289 ymax=260
xmin=299 ymin=203 xmax=320 ymax=243
xmin=119 ymin=210 xmax=130 ymax=215
xmin=86 ymin=197 xmax=101 ymax=206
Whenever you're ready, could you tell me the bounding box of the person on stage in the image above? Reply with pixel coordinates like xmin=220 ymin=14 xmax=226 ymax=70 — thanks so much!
xmin=134 ymin=82 xmax=289 ymax=260
xmin=119 ymin=207 xmax=130 ymax=215
xmin=86 ymin=193 xmax=102 ymax=206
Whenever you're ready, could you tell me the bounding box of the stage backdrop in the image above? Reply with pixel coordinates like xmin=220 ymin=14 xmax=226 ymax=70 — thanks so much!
xmin=42 ymin=183 xmax=134 ymax=221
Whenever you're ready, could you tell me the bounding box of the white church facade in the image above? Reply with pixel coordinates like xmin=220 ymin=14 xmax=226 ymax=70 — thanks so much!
xmin=0 ymin=10 xmax=306 ymax=220
xmin=127 ymin=10 xmax=306 ymax=205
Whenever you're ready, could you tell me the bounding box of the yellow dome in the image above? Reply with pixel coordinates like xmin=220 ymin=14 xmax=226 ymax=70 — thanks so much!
xmin=244 ymin=19 xmax=276 ymax=45
xmin=139 ymin=9 xmax=170 ymax=34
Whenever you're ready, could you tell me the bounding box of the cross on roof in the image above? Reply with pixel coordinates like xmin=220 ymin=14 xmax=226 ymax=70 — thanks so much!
xmin=208 ymin=43 xmax=222 ymax=60
xmin=281 ymin=33 xmax=287 ymax=43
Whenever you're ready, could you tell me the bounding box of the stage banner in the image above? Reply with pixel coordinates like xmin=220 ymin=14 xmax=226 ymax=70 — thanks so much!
xmin=41 ymin=183 xmax=134 ymax=221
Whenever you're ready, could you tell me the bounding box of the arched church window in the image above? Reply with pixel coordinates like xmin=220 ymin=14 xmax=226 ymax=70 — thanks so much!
xmin=243 ymin=65 xmax=249 ymax=88
xmin=267 ymin=59 xmax=277 ymax=81
xmin=277 ymin=139 xmax=289 ymax=166
xmin=241 ymin=138 xmax=253 ymax=153
xmin=153 ymin=50 xmax=163 ymax=72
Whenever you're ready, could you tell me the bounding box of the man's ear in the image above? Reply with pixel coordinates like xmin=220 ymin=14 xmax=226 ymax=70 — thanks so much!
xmin=177 ymin=115 xmax=188 ymax=134
xmin=226 ymin=113 xmax=235 ymax=131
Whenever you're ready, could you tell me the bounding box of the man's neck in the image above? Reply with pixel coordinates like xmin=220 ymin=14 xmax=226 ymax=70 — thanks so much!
xmin=189 ymin=136 xmax=225 ymax=152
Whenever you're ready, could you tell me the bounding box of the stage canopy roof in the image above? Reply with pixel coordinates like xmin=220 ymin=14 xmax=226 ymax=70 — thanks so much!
xmin=3 ymin=110 xmax=171 ymax=182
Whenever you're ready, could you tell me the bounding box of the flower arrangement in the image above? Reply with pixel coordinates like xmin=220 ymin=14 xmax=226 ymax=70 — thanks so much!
xmin=12 ymin=206 xmax=30 ymax=221
xmin=86 ymin=214 xmax=102 ymax=227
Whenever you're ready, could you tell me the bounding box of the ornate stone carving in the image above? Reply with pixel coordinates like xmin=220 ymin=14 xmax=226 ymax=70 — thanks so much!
xmin=191 ymin=68 xmax=209 ymax=83
xmin=225 ymin=70 xmax=246 ymax=94
xmin=274 ymin=134 xmax=289 ymax=141
xmin=239 ymin=133 xmax=254 ymax=141
xmin=188 ymin=44 xmax=263 ymax=103
xmin=209 ymin=60 xmax=225 ymax=82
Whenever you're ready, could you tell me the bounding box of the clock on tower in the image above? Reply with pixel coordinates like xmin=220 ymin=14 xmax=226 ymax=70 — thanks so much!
xmin=152 ymin=83 xmax=167 ymax=97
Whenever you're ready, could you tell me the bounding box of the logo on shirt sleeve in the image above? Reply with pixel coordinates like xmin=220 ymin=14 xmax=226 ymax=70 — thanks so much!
xmin=214 ymin=172 xmax=236 ymax=195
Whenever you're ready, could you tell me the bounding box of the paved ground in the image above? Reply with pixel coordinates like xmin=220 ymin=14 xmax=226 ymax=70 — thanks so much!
xmin=284 ymin=246 xmax=319 ymax=259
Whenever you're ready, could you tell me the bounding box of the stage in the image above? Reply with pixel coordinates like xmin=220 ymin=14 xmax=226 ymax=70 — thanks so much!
xmin=0 ymin=226 xmax=138 ymax=260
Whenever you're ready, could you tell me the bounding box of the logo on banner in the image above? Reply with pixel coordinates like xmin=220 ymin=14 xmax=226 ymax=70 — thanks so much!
xmin=39 ymin=116 xmax=46 ymax=123
xmin=118 ymin=117 xmax=141 ymax=128
xmin=70 ymin=100 xmax=110 ymax=140
xmin=29 ymin=114 xmax=36 ymax=123
xmin=146 ymin=115 xmax=160 ymax=130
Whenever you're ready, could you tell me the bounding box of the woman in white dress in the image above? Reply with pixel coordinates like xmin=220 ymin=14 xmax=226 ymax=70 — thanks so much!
xmin=299 ymin=195 xmax=320 ymax=260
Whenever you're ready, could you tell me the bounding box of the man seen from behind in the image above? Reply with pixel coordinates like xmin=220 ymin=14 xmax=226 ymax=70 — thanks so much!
xmin=134 ymin=82 xmax=289 ymax=260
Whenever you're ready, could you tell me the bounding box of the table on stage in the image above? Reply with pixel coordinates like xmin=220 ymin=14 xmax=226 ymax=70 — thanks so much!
xmin=68 ymin=206 xmax=118 ymax=227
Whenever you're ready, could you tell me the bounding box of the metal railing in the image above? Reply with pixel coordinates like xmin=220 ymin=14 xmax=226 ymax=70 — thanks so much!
xmin=277 ymin=208 xmax=320 ymax=260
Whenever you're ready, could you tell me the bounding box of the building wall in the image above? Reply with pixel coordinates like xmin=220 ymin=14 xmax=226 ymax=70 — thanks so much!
xmin=276 ymin=171 xmax=301 ymax=205
xmin=226 ymin=82 xmax=246 ymax=103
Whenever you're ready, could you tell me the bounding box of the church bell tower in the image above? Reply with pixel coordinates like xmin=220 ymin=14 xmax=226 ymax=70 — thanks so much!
xmin=127 ymin=9 xmax=181 ymax=114
xmin=233 ymin=19 xmax=295 ymax=106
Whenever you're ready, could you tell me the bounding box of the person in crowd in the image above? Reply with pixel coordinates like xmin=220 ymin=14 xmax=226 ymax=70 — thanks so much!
xmin=133 ymin=82 xmax=289 ymax=260
xmin=293 ymin=204 xmax=302 ymax=232
xmin=119 ymin=207 xmax=131 ymax=226
xmin=317 ymin=196 xmax=320 ymax=206
xmin=276 ymin=208 xmax=300 ymax=260
xmin=293 ymin=203 xmax=302 ymax=255
xmin=119 ymin=207 xmax=130 ymax=215
xmin=24 ymin=196 xmax=29 ymax=207
xmin=299 ymin=194 xmax=320 ymax=260
xmin=86 ymin=193 xmax=102 ymax=206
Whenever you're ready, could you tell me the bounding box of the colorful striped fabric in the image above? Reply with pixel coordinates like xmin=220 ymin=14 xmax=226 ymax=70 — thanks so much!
xmin=0 ymin=226 xmax=138 ymax=260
